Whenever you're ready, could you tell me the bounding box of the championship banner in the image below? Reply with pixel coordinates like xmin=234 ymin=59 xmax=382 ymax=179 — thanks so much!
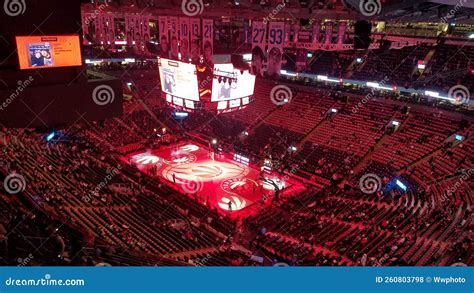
xmin=158 ymin=16 xmax=169 ymax=57
xmin=325 ymin=21 xmax=333 ymax=44
xmin=296 ymin=49 xmax=307 ymax=73
xmin=251 ymin=21 xmax=266 ymax=77
xmin=95 ymin=14 xmax=103 ymax=44
xmin=297 ymin=26 xmax=311 ymax=43
xmin=312 ymin=21 xmax=321 ymax=44
xmin=105 ymin=15 xmax=115 ymax=44
xmin=337 ymin=21 xmax=347 ymax=45
xmin=126 ymin=15 xmax=136 ymax=44
xmin=134 ymin=16 xmax=142 ymax=43
xmin=81 ymin=13 xmax=90 ymax=44
xmin=267 ymin=22 xmax=285 ymax=78
xmin=202 ymin=19 xmax=214 ymax=65
xmin=169 ymin=16 xmax=179 ymax=60
xmin=179 ymin=17 xmax=190 ymax=61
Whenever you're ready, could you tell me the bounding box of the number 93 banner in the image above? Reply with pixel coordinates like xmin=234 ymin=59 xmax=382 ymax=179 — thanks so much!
xmin=267 ymin=22 xmax=284 ymax=78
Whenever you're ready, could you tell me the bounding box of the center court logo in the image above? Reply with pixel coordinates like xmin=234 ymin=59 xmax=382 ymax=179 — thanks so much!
xmin=221 ymin=178 xmax=258 ymax=193
xmin=4 ymin=0 xmax=26 ymax=16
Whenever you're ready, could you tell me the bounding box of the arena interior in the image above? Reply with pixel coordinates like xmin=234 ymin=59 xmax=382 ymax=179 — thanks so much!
xmin=0 ymin=0 xmax=472 ymax=267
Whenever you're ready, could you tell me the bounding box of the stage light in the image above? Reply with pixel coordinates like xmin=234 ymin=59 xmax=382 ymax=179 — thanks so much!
xmin=330 ymin=108 xmax=337 ymax=113
xmin=242 ymin=54 xmax=252 ymax=61
xmin=469 ymin=33 xmax=474 ymax=39
xmin=46 ymin=132 xmax=55 ymax=141
xmin=356 ymin=57 xmax=363 ymax=63
xmin=280 ymin=70 xmax=297 ymax=76
xmin=162 ymin=128 xmax=167 ymax=133
xmin=173 ymin=112 xmax=189 ymax=118
xmin=211 ymin=139 xmax=218 ymax=145
xmin=395 ymin=179 xmax=407 ymax=191
xmin=392 ymin=120 xmax=399 ymax=126
xmin=243 ymin=131 xmax=249 ymax=136
xmin=290 ymin=146 xmax=297 ymax=152
xmin=425 ymin=91 xmax=440 ymax=98
xmin=307 ymin=52 xmax=313 ymax=58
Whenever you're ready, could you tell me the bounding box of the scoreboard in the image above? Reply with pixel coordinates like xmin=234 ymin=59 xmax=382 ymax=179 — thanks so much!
xmin=158 ymin=57 xmax=255 ymax=113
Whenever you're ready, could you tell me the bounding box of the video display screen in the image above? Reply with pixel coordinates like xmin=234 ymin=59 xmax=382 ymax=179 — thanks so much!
xmin=16 ymin=35 xmax=82 ymax=70
xmin=158 ymin=58 xmax=200 ymax=101
xmin=211 ymin=64 xmax=256 ymax=102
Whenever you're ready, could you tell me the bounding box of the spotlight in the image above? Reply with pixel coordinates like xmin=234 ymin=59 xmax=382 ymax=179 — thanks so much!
xmin=211 ymin=139 xmax=218 ymax=145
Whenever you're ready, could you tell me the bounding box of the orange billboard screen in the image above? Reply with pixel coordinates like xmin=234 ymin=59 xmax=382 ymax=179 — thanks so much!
xmin=16 ymin=35 xmax=82 ymax=70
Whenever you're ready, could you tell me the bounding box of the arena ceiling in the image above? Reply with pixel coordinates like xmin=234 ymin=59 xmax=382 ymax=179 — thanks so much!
xmin=84 ymin=0 xmax=474 ymax=24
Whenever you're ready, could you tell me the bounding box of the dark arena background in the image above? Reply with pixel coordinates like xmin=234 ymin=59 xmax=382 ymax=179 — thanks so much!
xmin=0 ymin=0 xmax=473 ymax=274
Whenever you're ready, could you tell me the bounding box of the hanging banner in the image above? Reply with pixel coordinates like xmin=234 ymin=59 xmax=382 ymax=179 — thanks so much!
xmin=297 ymin=26 xmax=311 ymax=43
xmin=134 ymin=16 xmax=142 ymax=43
xmin=189 ymin=18 xmax=201 ymax=62
xmin=105 ymin=15 xmax=115 ymax=44
xmin=158 ymin=16 xmax=169 ymax=58
xmin=202 ymin=19 xmax=214 ymax=66
xmin=142 ymin=16 xmax=150 ymax=42
xmin=169 ymin=17 xmax=179 ymax=60
xmin=81 ymin=13 xmax=90 ymax=44
xmin=325 ymin=22 xmax=333 ymax=44
xmin=312 ymin=21 xmax=320 ymax=44
xmin=267 ymin=22 xmax=285 ymax=78
xmin=251 ymin=21 xmax=266 ymax=77
xmin=179 ymin=17 xmax=190 ymax=61
xmin=125 ymin=15 xmax=135 ymax=44
xmin=284 ymin=23 xmax=291 ymax=44
xmin=337 ymin=21 xmax=347 ymax=45
xmin=95 ymin=14 xmax=104 ymax=44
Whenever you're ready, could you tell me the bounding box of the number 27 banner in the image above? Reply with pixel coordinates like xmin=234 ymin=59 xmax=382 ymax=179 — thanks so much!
xmin=251 ymin=21 xmax=266 ymax=77
xmin=267 ymin=22 xmax=284 ymax=78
